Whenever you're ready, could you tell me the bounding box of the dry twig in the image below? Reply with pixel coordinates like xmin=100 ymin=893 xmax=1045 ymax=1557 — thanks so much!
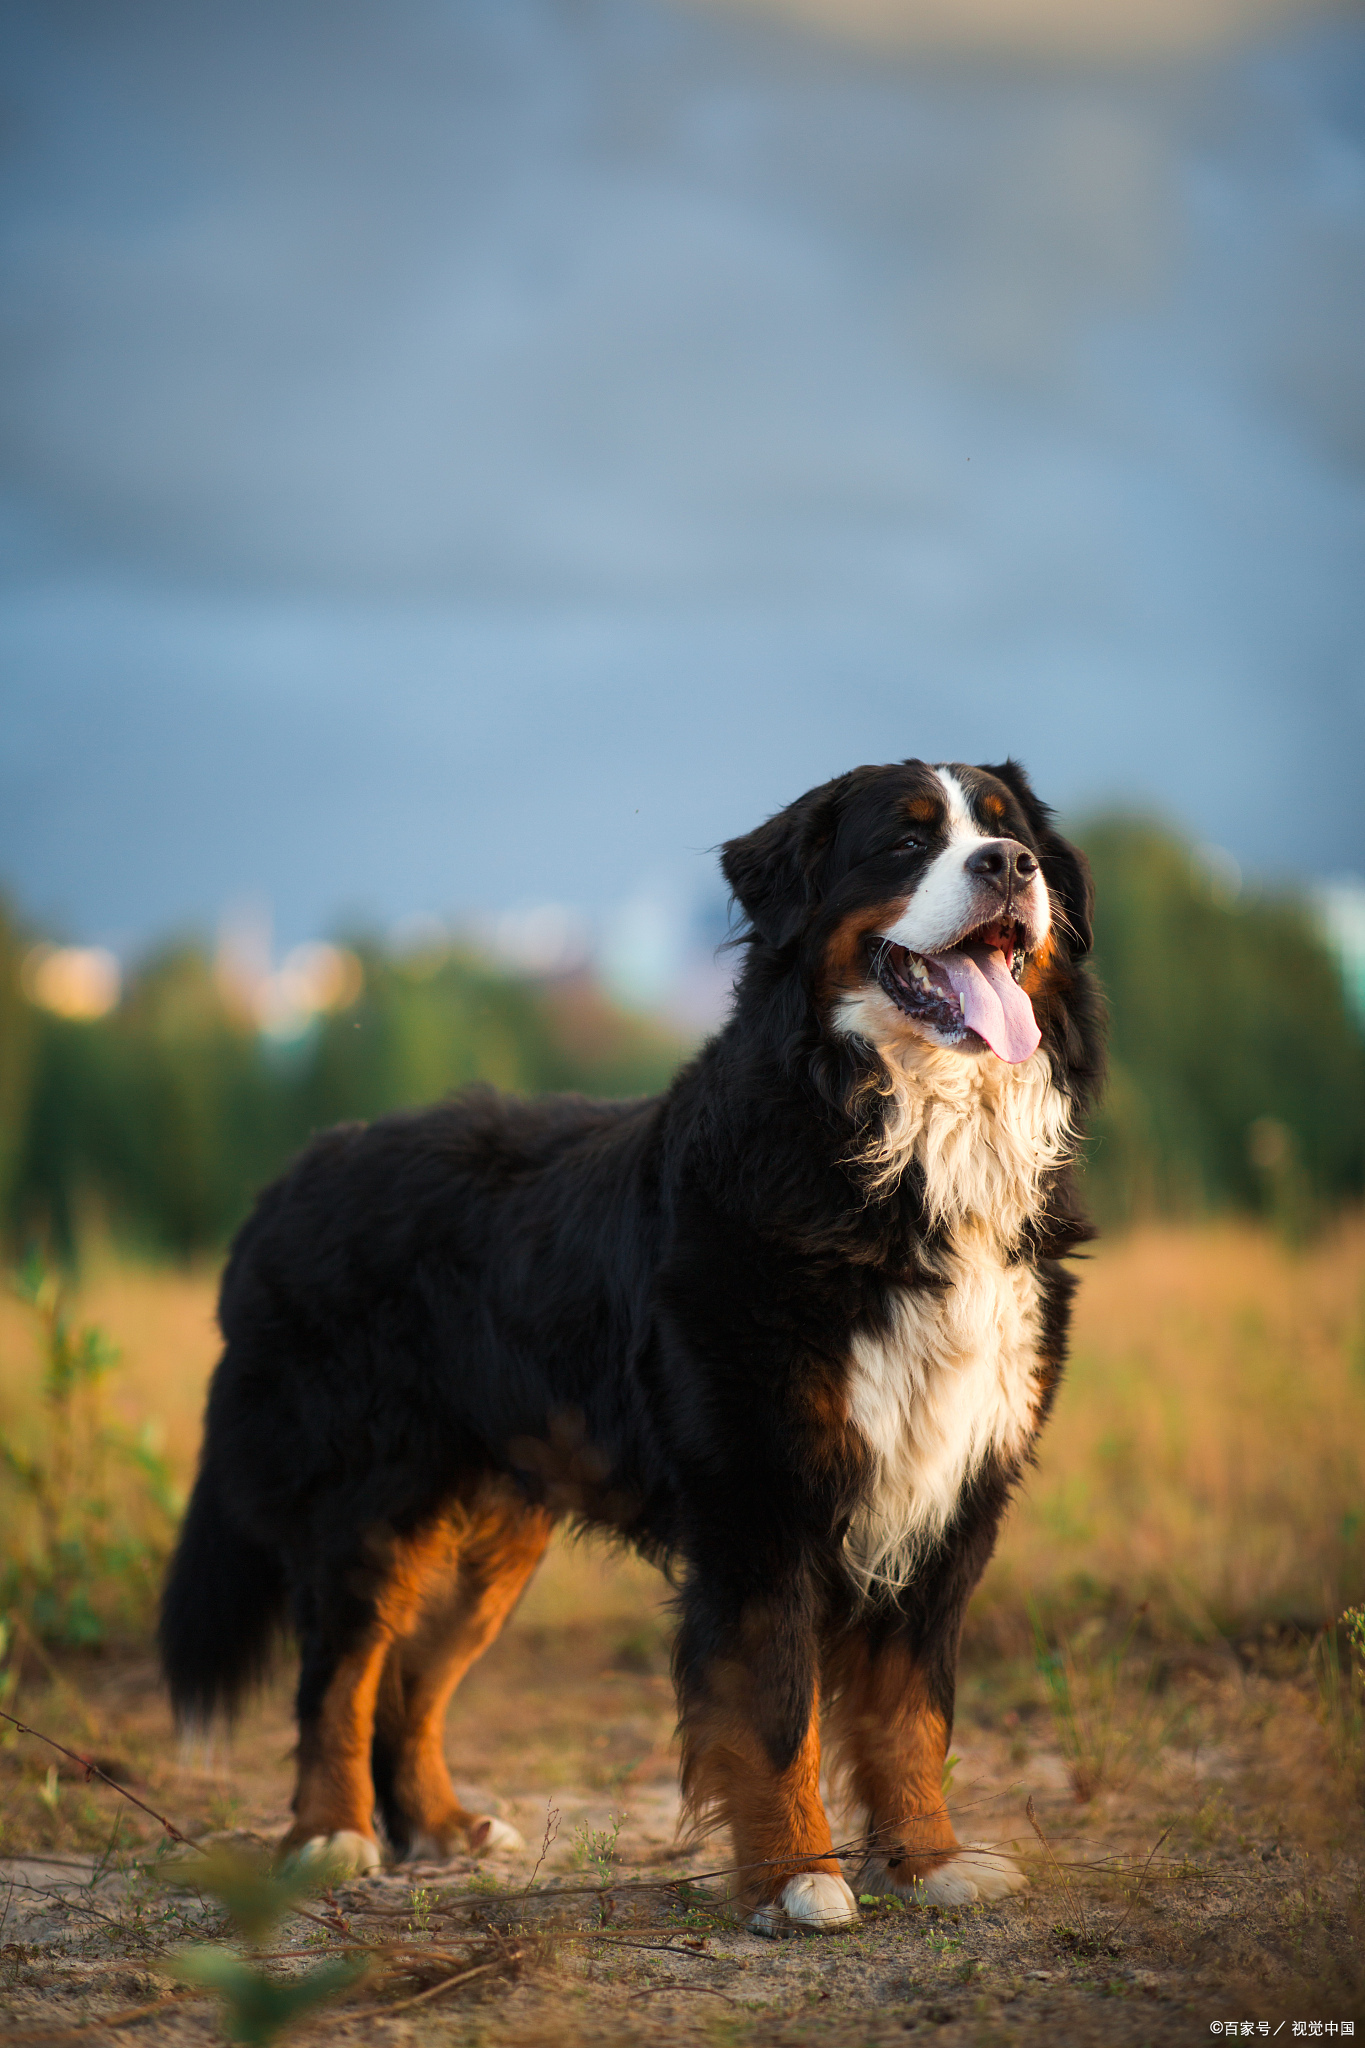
xmin=1112 ymin=1826 xmax=1172 ymax=1939
xmin=0 ymin=1709 xmax=194 ymax=1848
xmin=521 ymin=1801 xmax=561 ymax=1898
xmin=375 ymin=1955 xmax=510 ymax=2017
xmin=629 ymin=1982 xmax=737 ymax=2005
xmin=1026 ymin=1794 xmax=1088 ymax=1936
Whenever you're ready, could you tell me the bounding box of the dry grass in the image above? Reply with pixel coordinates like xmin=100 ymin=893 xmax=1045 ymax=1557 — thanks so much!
xmin=0 ymin=1256 xmax=223 ymax=1483
xmin=978 ymin=1212 xmax=1365 ymax=1644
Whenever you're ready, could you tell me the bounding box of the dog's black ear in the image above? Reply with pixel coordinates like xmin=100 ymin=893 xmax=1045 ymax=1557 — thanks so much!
xmin=721 ymin=782 xmax=842 ymax=948
xmin=980 ymin=757 xmax=1094 ymax=956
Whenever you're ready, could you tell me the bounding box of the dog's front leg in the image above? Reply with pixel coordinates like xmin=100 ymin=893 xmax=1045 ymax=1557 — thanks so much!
xmin=826 ymin=1614 xmax=1027 ymax=1908
xmin=674 ymin=1562 xmax=858 ymax=1936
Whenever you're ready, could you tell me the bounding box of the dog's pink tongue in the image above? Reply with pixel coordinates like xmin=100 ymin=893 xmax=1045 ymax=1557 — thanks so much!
xmin=938 ymin=945 xmax=1041 ymax=1063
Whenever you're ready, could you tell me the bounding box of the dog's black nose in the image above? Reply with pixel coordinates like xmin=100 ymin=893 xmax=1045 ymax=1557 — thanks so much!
xmin=966 ymin=840 xmax=1038 ymax=886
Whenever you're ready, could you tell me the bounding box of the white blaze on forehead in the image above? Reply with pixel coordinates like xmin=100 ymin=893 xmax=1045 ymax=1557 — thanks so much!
xmin=933 ymin=766 xmax=980 ymax=838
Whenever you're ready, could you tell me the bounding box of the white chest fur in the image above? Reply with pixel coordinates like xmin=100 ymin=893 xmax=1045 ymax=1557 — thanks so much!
xmin=834 ymin=1038 xmax=1072 ymax=1593
xmin=843 ymin=1232 xmax=1042 ymax=1591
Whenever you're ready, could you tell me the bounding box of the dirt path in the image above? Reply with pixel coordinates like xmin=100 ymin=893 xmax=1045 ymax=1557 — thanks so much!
xmin=1 ymin=1546 xmax=1361 ymax=2045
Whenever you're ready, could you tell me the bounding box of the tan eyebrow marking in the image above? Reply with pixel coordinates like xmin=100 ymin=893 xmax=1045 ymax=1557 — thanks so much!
xmin=983 ymin=792 xmax=1006 ymax=820
xmin=905 ymin=796 xmax=938 ymax=822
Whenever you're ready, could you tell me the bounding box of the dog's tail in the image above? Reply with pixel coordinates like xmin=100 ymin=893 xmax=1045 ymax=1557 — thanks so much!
xmin=159 ymin=1456 xmax=286 ymax=1726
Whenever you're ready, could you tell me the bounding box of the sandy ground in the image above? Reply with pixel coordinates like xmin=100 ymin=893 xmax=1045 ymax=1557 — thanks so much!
xmin=1 ymin=1544 xmax=1362 ymax=2047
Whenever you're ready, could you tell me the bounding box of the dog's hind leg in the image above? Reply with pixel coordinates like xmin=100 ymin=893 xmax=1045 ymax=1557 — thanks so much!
xmin=280 ymin=1516 xmax=474 ymax=1876
xmin=371 ymin=1493 xmax=555 ymax=1863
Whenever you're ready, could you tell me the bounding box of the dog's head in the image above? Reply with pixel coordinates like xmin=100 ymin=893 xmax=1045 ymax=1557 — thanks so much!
xmin=722 ymin=758 xmax=1093 ymax=1067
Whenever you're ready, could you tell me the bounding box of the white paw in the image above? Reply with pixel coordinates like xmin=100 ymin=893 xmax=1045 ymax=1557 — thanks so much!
xmin=945 ymin=1846 xmax=1029 ymax=1901
xmin=291 ymin=1830 xmax=381 ymax=1878
xmin=747 ymin=1871 xmax=860 ymax=1937
xmin=468 ymin=1815 xmax=525 ymax=1855
xmin=857 ymin=1845 xmax=1026 ymax=1906
xmin=399 ymin=1831 xmax=456 ymax=1864
xmin=917 ymin=1858 xmax=985 ymax=1906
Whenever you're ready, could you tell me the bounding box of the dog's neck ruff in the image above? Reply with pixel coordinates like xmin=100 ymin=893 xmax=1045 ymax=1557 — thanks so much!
xmin=839 ymin=1021 xmax=1074 ymax=1242
xmin=834 ymin=1028 xmax=1075 ymax=1596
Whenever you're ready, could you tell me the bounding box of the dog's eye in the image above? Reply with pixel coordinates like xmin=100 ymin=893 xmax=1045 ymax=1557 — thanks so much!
xmin=896 ymin=834 xmax=926 ymax=851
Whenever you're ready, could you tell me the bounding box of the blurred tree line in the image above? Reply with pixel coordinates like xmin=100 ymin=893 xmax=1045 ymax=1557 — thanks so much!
xmin=0 ymin=920 xmax=683 ymax=1259
xmin=0 ymin=814 xmax=1361 ymax=1258
xmin=1080 ymin=820 xmax=1364 ymax=1232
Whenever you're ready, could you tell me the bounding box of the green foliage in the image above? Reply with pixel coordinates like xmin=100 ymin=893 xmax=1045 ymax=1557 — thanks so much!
xmin=0 ymin=902 xmax=36 ymax=1228
xmin=164 ymin=1847 xmax=366 ymax=2044
xmin=1079 ymin=819 xmax=1365 ymax=1230
xmin=165 ymin=1948 xmax=363 ymax=2046
xmin=569 ymin=1811 xmax=623 ymax=1884
xmin=1344 ymin=1604 xmax=1365 ymax=1663
xmin=178 ymin=1845 xmax=335 ymax=1944
xmin=1318 ymin=1605 xmax=1365 ymax=1789
xmin=0 ymin=1253 xmax=179 ymax=1644
xmin=0 ymin=920 xmax=683 ymax=1258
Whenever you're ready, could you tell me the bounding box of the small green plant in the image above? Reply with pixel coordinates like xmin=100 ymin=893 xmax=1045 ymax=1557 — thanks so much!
xmin=570 ymin=1812 xmax=623 ymax=1884
xmin=1188 ymin=1789 xmax=1232 ymax=1846
xmin=667 ymin=1875 xmax=726 ymax=1931
xmin=407 ymin=1884 xmax=434 ymax=1935
xmin=206 ymin=1790 xmax=244 ymax=1832
xmin=570 ymin=1812 xmax=624 ymax=1928
xmin=1344 ymin=1605 xmax=1365 ymax=1661
xmin=0 ymin=1252 xmax=180 ymax=1646
xmin=168 ymin=1947 xmax=362 ymax=2045
xmin=1316 ymin=1606 xmax=1365 ymax=1787
xmin=163 ymin=1846 xmax=366 ymax=2045
xmin=941 ymin=1751 xmax=961 ymax=1798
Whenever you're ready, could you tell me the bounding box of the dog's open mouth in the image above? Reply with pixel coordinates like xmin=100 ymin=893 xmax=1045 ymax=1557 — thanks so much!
xmin=870 ymin=917 xmax=1041 ymax=1064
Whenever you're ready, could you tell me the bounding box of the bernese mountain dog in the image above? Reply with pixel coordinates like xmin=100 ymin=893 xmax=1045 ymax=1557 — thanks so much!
xmin=161 ymin=756 xmax=1102 ymax=1934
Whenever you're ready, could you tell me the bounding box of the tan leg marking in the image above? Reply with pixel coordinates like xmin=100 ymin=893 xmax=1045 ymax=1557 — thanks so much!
xmin=826 ymin=1635 xmax=958 ymax=1877
xmin=681 ymin=1667 xmax=855 ymax=1930
xmin=278 ymin=1622 xmax=392 ymax=1874
xmin=280 ymin=1503 xmax=547 ymax=1868
xmin=826 ymin=1634 xmax=1026 ymax=1904
xmin=374 ymin=1499 xmax=553 ymax=1860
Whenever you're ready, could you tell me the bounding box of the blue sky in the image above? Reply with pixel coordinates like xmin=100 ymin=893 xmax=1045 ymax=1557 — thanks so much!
xmin=1 ymin=0 xmax=1362 ymax=966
